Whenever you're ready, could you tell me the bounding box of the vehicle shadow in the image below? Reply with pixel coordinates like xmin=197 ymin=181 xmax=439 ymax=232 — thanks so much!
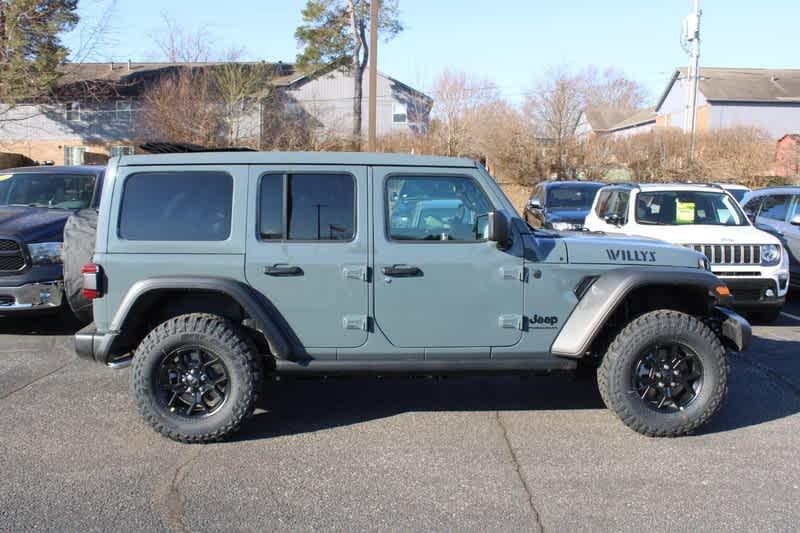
xmin=236 ymin=372 xmax=605 ymax=441
xmin=0 ymin=311 xmax=84 ymax=336
xmin=237 ymin=334 xmax=800 ymax=441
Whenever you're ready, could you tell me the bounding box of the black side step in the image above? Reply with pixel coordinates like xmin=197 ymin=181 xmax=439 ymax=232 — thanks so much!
xmin=274 ymin=358 xmax=576 ymax=375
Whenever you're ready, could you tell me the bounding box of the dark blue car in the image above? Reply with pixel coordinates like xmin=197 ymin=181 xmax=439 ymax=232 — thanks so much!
xmin=0 ymin=165 xmax=103 ymax=315
xmin=523 ymin=181 xmax=604 ymax=231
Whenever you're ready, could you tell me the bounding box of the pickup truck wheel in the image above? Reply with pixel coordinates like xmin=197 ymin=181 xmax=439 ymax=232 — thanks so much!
xmin=597 ymin=310 xmax=727 ymax=437
xmin=130 ymin=313 xmax=263 ymax=443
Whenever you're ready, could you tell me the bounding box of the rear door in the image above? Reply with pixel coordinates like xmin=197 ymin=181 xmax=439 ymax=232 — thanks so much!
xmin=245 ymin=166 xmax=369 ymax=352
xmin=373 ymin=167 xmax=523 ymax=350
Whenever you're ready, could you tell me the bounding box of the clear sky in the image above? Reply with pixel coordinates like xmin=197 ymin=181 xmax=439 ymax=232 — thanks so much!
xmin=64 ymin=0 xmax=800 ymax=105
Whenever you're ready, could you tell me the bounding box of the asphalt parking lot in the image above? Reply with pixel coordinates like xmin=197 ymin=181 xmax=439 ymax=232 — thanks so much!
xmin=1 ymin=298 xmax=799 ymax=531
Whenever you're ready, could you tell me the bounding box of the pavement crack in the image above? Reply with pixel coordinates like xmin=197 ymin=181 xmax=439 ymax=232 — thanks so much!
xmin=495 ymin=411 xmax=544 ymax=532
xmin=0 ymin=360 xmax=73 ymax=401
xmin=156 ymin=448 xmax=203 ymax=533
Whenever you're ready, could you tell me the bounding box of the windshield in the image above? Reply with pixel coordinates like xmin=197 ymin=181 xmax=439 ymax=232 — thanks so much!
xmin=0 ymin=172 xmax=97 ymax=209
xmin=636 ymin=190 xmax=748 ymax=226
xmin=546 ymin=185 xmax=602 ymax=210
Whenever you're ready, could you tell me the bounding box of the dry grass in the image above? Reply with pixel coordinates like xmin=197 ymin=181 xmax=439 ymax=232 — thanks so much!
xmin=498 ymin=183 xmax=532 ymax=216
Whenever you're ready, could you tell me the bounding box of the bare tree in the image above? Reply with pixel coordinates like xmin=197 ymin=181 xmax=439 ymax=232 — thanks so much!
xmin=580 ymin=66 xmax=648 ymax=112
xmin=431 ymin=69 xmax=498 ymax=157
xmin=149 ymin=14 xmax=216 ymax=63
xmin=139 ymin=69 xmax=222 ymax=146
xmin=209 ymin=63 xmax=273 ymax=146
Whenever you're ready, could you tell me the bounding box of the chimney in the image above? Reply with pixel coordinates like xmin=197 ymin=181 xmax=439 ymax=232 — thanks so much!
xmin=110 ymin=61 xmax=114 ymax=71
xmin=127 ymin=59 xmax=132 ymax=71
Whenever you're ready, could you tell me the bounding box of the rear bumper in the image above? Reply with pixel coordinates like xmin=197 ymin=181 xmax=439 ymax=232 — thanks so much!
xmin=0 ymin=281 xmax=63 ymax=313
xmin=715 ymin=306 xmax=752 ymax=352
xmin=75 ymin=323 xmax=120 ymax=365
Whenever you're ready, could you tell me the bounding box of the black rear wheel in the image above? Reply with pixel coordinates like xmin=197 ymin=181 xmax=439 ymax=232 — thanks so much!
xmin=131 ymin=313 xmax=263 ymax=443
xmin=598 ymin=310 xmax=728 ymax=437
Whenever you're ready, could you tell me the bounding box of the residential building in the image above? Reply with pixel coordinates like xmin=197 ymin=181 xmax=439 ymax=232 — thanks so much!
xmin=655 ymin=67 xmax=800 ymax=138
xmin=0 ymin=61 xmax=432 ymax=165
xmin=575 ymin=107 xmax=656 ymax=140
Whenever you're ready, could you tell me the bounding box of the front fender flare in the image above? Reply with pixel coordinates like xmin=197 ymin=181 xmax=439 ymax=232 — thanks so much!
xmin=551 ymin=267 xmax=725 ymax=358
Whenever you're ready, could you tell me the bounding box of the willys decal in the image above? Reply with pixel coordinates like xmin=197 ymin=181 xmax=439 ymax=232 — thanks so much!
xmin=606 ymin=249 xmax=657 ymax=262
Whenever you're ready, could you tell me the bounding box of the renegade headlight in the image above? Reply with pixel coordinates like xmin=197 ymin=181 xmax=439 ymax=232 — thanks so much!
xmin=27 ymin=242 xmax=62 ymax=265
xmin=550 ymin=221 xmax=580 ymax=231
xmin=760 ymin=244 xmax=781 ymax=266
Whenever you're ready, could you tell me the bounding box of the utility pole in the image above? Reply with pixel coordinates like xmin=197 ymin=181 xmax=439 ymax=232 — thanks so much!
xmin=684 ymin=0 xmax=701 ymax=163
xmin=367 ymin=0 xmax=379 ymax=152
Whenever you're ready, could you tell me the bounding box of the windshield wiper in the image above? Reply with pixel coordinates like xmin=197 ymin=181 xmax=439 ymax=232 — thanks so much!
xmin=6 ymin=203 xmax=46 ymax=208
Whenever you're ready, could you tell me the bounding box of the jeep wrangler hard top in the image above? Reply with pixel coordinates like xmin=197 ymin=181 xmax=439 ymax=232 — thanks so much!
xmin=75 ymin=152 xmax=750 ymax=442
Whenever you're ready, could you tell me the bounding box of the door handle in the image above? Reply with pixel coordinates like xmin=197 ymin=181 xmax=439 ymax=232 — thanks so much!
xmin=382 ymin=265 xmax=422 ymax=277
xmin=263 ymin=265 xmax=303 ymax=276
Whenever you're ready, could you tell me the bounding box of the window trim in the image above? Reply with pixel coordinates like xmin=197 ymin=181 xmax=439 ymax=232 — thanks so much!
xmin=383 ymin=173 xmax=496 ymax=244
xmin=117 ymin=170 xmax=234 ymax=241
xmin=114 ymin=99 xmax=132 ymax=123
xmin=391 ymin=102 xmax=408 ymax=124
xmin=256 ymin=171 xmax=357 ymax=243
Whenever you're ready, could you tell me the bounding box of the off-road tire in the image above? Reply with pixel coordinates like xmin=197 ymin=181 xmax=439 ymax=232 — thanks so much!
xmin=131 ymin=313 xmax=263 ymax=443
xmin=597 ymin=310 xmax=728 ymax=437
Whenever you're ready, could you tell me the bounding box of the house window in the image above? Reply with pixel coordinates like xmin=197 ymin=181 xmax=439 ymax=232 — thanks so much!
xmin=110 ymin=145 xmax=134 ymax=158
xmin=64 ymin=146 xmax=86 ymax=165
xmin=392 ymin=102 xmax=407 ymax=124
xmin=65 ymin=102 xmax=81 ymax=122
xmin=115 ymin=100 xmax=132 ymax=122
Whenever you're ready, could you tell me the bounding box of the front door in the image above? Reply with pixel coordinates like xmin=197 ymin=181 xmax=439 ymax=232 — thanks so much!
xmin=245 ymin=166 xmax=369 ymax=351
xmin=372 ymin=168 xmax=523 ymax=349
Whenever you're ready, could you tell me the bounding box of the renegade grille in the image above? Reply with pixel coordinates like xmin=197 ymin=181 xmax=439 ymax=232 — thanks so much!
xmin=686 ymin=244 xmax=761 ymax=265
xmin=0 ymin=239 xmax=26 ymax=272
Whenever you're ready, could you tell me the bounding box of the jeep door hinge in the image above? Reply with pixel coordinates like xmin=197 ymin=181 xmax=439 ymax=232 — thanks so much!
xmin=342 ymin=265 xmax=369 ymax=282
xmin=498 ymin=314 xmax=524 ymax=330
xmin=499 ymin=266 xmax=527 ymax=282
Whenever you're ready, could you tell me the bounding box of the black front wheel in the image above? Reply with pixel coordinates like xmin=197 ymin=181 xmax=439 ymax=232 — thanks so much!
xmin=131 ymin=313 xmax=263 ymax=443
xmin=598 ymin=310 xmax=728 ymax=437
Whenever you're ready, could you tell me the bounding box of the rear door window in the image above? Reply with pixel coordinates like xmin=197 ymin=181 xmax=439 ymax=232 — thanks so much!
xmin=119 ymin=171 xmax=233 ymax=241
xmin=759 ymin=194 xmax=791 ymax=222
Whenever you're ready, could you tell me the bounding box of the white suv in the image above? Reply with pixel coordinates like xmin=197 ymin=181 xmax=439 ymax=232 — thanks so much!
xmin=584 ymin=183 xmax=789 ymax=321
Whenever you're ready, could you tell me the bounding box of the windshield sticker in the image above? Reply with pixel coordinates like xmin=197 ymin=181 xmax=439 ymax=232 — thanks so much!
xmin=606 ymin=249 xmax=657 ymax=262
xmin=676 ymin=201 xmax=695 ymax=224
xmin=0 ymin=174 xmax=13 ymax=181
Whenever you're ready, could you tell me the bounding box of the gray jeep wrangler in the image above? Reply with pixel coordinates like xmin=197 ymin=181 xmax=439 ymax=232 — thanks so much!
xmin=75 ymin=152 xmax=751 ymax=442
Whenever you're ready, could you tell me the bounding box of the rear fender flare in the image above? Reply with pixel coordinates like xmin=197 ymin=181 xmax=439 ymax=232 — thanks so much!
xmin=110 ymin=276 xmax=291 ymax=359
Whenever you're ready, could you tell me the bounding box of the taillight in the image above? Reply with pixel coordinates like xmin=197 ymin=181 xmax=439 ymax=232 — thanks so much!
xmin=81 ymin=263 xmax=102 ymax=299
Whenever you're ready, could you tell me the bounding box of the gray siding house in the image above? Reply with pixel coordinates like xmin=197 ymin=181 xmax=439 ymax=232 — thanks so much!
xmin=0 ymin=61 xmax=432 ymax=165
xmin=655 ymin=67 xmax=800 ymax=138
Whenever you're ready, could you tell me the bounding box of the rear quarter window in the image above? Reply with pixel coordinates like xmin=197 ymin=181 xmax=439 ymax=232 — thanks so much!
xmin=119 ymin=171 xmax=233 ymax=241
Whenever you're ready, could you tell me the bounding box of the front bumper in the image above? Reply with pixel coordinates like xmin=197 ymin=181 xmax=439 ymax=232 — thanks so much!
xmin=721 ymin=277 xmax=785 ymax=310
xmin=0 ymin=281 xmax=63 ymax=313
xmin=715 ymin=306 xmax=752 ymax=352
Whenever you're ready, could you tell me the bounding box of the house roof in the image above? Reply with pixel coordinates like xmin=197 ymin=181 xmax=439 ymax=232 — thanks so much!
xmin=58 ymin=61 xmax=307 ymax=88
xmin=656 ymin=67 xmax=800 ymax=110
xmin=582 ymin=106 xmax=656 ymax=133
xmin=54 ymin=61 xmax=433 ymax=104
xmin=582 ymin=107 xmax=632 ymax=132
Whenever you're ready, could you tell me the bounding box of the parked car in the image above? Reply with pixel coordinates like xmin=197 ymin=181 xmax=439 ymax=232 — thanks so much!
xmin=584 ymin=183 xmax=789 ymax=321
xmin=741 ymin=186 xmax=800 ymax=289
xmin=715 ymin=183 xmax=750 ymax=203
xmin=76 ymin=152 xmax=749 ymax=442
xmin=0 ymin=166 xmax=103 ymax=316
xmin=523 ymin=181 xmax=604 ymax=230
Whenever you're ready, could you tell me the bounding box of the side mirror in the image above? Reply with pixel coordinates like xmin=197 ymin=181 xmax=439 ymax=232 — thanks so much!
xmin=791 ymin=214 xmax=800 ymax=226
xmin=488 ymin=210 xmax=511 ymax=248
xmin=529 ymin=198 xmax=542 ymax=210
xmin=603 ymin=213 xmax=622 ymax=226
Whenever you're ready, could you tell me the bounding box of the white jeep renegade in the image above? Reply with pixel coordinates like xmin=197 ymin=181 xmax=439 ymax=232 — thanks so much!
xmin=584 ymin=183 xmax=789 ymax=321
